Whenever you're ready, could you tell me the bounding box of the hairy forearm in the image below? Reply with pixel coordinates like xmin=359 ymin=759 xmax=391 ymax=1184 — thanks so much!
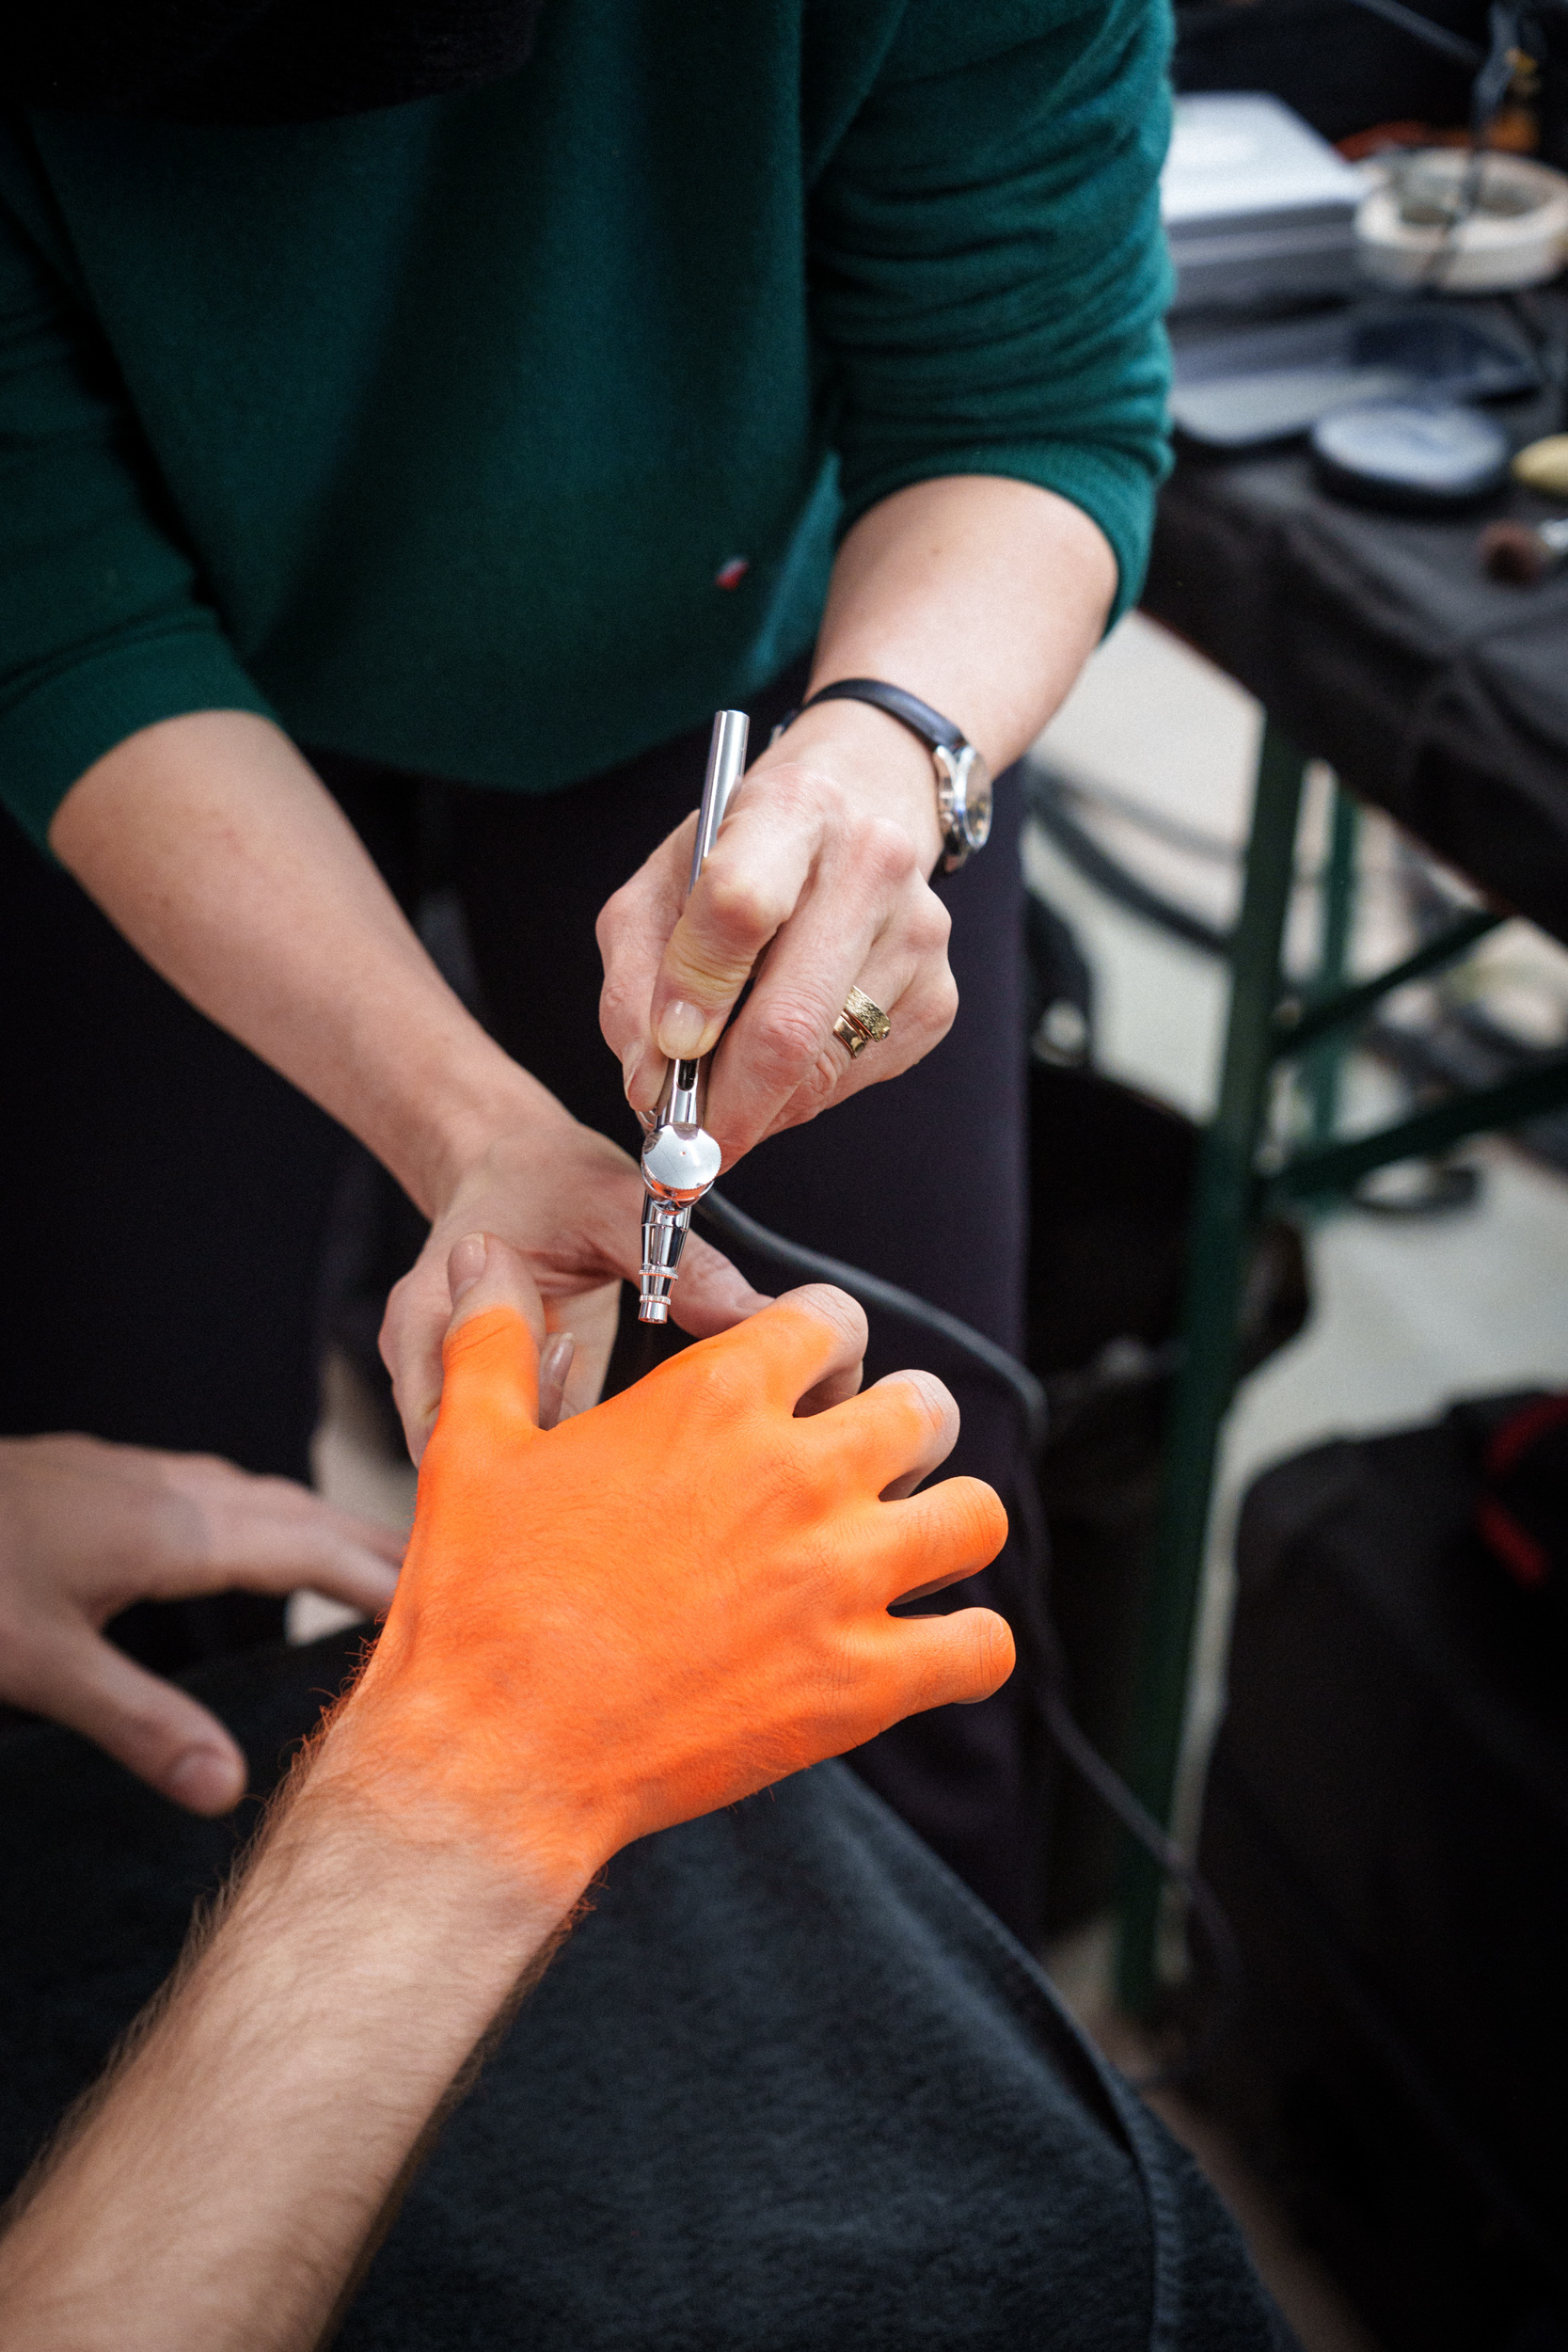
xmin=48 ymin=713 xmax=557 ymax=1214
xmin=0 ymin=1752 xmax=574 ymax=2352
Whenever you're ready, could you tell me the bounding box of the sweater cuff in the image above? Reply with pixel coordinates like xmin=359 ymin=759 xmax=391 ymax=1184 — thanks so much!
xmin=0 ymin=625 xmax=277 ymax=852
xmin=836 ymin=439 xmax=1169 ymax=634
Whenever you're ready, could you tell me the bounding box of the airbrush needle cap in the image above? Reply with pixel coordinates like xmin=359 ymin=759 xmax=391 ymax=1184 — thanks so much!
xmin=641 ymin=1122 xmax=722 ymax=1202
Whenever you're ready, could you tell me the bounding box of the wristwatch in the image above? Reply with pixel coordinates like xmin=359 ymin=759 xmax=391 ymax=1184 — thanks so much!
xmin=772 ymin=676 xmax=993 ymax=872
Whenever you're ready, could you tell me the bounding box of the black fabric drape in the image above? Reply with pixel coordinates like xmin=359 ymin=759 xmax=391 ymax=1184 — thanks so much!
xmin=0 ymin=1627 xmax=1293 ymax=2352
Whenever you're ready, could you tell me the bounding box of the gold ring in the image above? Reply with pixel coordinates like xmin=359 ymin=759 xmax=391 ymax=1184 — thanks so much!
xmin=832 ymin=984 xmax=893 ymax=1060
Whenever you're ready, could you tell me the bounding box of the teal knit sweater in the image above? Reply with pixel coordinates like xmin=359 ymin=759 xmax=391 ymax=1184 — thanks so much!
xmin=0 ymin=0 xmax=1172 ymax=850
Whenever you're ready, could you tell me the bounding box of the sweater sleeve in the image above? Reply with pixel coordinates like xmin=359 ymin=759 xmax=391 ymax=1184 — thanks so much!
xmin=0 ymin=156 xmax=273 ymax=851
xmin=808 ymin=0 xmax=1174 ymax=623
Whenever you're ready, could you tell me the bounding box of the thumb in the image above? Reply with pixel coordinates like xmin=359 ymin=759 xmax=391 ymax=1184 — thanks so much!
xmin=438 ymin=1232 xmax=548 ymax=1435
xmin=26 ymin=1622 xmax=247 ymax=1814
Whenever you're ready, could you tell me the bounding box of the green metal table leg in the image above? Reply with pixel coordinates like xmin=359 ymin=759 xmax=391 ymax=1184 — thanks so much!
xmin=1116 ymin=722 xmax=1308 ymax=2015
xmin=1303 ymin=783 xmax=1358 ymax=1150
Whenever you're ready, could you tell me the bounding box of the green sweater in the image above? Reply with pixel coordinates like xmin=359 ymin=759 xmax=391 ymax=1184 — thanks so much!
xmin=0 ymin=0 xmax=1172 ymax=850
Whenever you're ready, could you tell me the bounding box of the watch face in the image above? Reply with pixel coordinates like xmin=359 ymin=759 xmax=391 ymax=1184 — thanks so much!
xmin=934 ymin=740 xmax=992 ymax=866
xmin=959 ymin=749 xmax=993 ymax=850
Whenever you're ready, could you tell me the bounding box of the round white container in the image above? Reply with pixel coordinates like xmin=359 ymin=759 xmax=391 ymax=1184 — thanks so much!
xmin=1356 ymin=150 xmax=1568 ymax=293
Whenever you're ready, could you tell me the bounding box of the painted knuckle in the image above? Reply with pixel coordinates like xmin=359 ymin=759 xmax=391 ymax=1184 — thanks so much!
xmin=673 ymin=1348 xmax=752 ymax=1428
xmin=784 ymin=1281 xmax=867 ymax=1361
xmin=958 ymin=1609 xmax=1016 ymax=1699
xmin=885 ymin=1369 xmax=952 ymax=1438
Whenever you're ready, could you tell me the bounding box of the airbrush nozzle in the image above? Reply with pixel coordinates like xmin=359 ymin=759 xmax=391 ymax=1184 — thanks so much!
xmin=637 ymin=708 xmax=749 ymax=1325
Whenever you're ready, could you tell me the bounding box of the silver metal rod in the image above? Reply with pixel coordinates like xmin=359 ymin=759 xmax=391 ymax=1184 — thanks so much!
xmin=638 ymin=709 xmax=749 ymax=1323
xmin=690 ymin=707 xmax=749 ymax=890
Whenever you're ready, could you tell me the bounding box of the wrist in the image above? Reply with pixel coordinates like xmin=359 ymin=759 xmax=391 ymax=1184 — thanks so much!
xmin=402 ymin=1052 xmax=575 ymax=1222
xmin=306 ymin=1680 xmax=607 ymax=1931
xmin=283 ymin=1773 xmax=574 ymax=1988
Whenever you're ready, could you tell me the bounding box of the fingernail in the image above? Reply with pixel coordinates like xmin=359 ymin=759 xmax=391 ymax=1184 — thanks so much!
xmin=449 ymin=1232 xmax=488 ymax=1304
xmin=166 ymin=1747 xmax=242 ymax=1815
xmin=622 ymin=1042 xmax=643 ymax=1102
xmin=538 ymin=1330 xmax=577 ymax=1433
xmin=656 ymin=1000 xmax=711 ymax=1059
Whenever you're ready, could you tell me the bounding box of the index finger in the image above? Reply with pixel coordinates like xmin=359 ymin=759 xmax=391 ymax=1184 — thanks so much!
xmin=648 ymin=787 xmax=815 ymax=1063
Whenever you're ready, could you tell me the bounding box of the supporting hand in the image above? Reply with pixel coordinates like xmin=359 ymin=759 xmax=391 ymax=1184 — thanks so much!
xmin=0 ymin=1435 xmax=403 ymax=1813
xmin=376 ymin=1111 xmax=769 ymax=1463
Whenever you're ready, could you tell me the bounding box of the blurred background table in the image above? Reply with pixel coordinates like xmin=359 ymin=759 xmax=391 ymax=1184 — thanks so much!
xmin=1117 ymin=328 xmax=1568 ymax=2005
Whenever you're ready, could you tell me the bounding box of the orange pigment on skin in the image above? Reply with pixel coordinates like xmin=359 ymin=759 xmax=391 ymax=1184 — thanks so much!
xmin=335 ymin=1304 xmax=1013 ymax=1884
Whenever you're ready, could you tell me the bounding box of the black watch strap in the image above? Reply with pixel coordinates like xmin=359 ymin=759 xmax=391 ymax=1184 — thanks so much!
xmin=774 ymin=676 xmax=970 ymax=756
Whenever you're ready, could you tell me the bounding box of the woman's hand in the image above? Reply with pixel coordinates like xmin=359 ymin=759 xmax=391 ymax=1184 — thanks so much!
xmin=377 ymin=1105 xmax=769 ymax=1463
xmin=597 ymin=474 xmax=1118 ymax=1170
xmin=52 ymin=714 xmax=769 ymax=1470
xmin=599 ymin=696 xmax=954 ymax=1164
xmin=0 ymin=1434 xmax=404 ymax=1813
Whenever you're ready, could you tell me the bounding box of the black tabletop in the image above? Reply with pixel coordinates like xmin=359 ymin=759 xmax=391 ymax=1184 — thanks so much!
xmin=1142 ymin=320 xmax=1568 ymax=948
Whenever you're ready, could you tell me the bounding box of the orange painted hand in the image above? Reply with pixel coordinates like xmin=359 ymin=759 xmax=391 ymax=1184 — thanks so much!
xmin=332 ymin=1236 xmax=1013 ymax=1903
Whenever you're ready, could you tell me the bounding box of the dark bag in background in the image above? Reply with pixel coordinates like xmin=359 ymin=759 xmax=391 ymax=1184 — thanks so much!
xmin=1190 ymin=1401 xmax=1568 ymax=2351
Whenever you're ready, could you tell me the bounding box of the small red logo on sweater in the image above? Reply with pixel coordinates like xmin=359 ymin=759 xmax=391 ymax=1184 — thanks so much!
xmin=714 ymin=556 xmax=750 ymax=590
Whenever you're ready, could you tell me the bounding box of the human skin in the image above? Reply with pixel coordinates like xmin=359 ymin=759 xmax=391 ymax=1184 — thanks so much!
xmin=0 ymin=1248 xmax=1010 ymax=2352
xmin=0 ymin=1435 xmax=403 ymax=1812
xmin=51 ymin=475 xmax=1116 ymax=1454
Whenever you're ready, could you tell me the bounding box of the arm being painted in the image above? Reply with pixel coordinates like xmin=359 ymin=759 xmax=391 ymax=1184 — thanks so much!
xmin=0 ymin=1248 xmax=1011 ymax=2352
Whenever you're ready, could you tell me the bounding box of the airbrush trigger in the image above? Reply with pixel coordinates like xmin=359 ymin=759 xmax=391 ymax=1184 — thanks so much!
xmin=637 ymin=708 xmax=749 ymax=1324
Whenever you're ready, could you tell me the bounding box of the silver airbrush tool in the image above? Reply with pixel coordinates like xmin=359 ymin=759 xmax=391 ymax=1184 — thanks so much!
xmin=637 ymin=707 xmax=750 ymax=1324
